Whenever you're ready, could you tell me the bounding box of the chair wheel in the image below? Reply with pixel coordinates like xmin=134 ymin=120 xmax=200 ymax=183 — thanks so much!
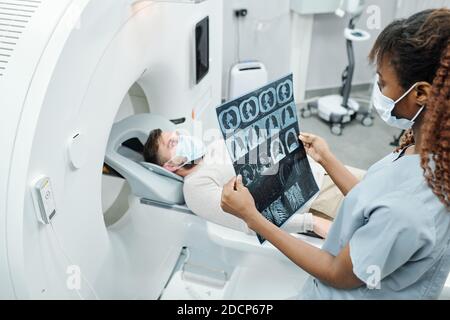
xmin=331 ymin=124 xmax=343 ymax=136
xmin=362 ymin=116 xmax=374 ymax=127
xmin=301 ymin=108 xmax=312 ymax=118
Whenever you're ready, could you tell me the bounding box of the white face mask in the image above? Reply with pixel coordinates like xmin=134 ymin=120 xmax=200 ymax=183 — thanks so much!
xmin=372 ymin=75 xmax=425 ymax=130
xmin=171 ymin=134 xmax=206 ymax=168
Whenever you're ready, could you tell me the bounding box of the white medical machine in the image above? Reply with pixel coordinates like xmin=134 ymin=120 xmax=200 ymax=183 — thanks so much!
xmin=0 ymin=0 xmax=448 ymax=300
xmin=229 ymin=61 xmax=268 ymax=100
xmin=0 ymin=0 xmax=322 ymax=300
xmin=300 ymin=0 xmax=373 ymax=136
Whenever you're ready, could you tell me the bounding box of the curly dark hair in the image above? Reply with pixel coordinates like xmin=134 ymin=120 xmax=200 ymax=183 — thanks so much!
xmin=369 ymin=8 xmax=450 ymax=208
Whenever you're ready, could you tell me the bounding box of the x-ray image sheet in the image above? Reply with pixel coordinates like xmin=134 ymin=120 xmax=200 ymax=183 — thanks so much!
xmin=216 ymin=74 xmax=319 ymax=243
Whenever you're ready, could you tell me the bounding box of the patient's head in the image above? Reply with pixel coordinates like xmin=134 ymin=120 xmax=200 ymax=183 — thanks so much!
xmin=143 ymin=129 xmax=204 ymax=177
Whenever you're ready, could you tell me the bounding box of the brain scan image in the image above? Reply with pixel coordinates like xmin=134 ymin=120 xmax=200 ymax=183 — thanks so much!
xmin=239 ymin=97 xmax=259 ymax=123
xmin=284 ymin=183 xmax=305 ymax=212
xmin=239 ymin=165 xmax=256 ymax=186
xmin=234 ymin=134 xmax=248 ymax=159
xmin=224 ymin=112 xmax=237 ymax=129
xmin=265 ymin=114 xmax=280 ymax=137
xmin=259 ymin=88 xmax=277 ymax=113
xmin=225 ymin=133 xmax=248 ymax=162
xmin=257 ymin=151 xmax=272 ymax=175
xmin=246 ymin=127 xmax=259 ymax=151
xmin=219 ymin=106 xmax=240 ymax=133
xmin=243 ymin=103 xmax=254 ymax=118
xmin=270 ymin=138 xmax=286 ymax=164
xmin=254 ymin=122 xmax=268 ymax=144
xmin=276 ymin=80 xmax=293 ymax=104
xmin=268 ymin=197 xmax=289 ymax=226
xmin=285 ymin=128 xmax=300 ymax=153
xmin=282 ymin=105 xmax=296 ymax=127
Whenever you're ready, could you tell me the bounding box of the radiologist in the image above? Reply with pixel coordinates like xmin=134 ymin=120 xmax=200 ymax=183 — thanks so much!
xmin=220 ymin=9 xmax=450 ymax=299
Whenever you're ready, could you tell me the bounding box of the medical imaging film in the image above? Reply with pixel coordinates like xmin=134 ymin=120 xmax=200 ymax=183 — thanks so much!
xmin=216 ymin=74 xmax=319 ymax=243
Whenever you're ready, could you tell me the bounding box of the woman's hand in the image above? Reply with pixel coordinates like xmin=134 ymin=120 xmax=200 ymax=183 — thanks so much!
xmin=298 ymin=132 xmax=332 ymax=165
xmin=221 ymin=175 xmax=258 ymax=225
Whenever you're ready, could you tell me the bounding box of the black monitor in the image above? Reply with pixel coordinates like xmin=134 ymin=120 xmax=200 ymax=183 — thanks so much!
xmin=195 ymin=16 xmax=209 ymax=84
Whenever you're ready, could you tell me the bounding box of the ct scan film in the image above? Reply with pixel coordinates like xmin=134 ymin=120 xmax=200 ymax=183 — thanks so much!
xmin=216 ymin=74 xmax=319 ymax=243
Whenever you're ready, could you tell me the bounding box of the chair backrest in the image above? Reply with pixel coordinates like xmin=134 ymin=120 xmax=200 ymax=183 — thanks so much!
xmin=105 ymin=114 xmax=185 ymax=205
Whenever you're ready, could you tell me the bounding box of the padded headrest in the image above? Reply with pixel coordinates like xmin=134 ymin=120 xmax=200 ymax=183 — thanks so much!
xmin=105 ymin=114 xmax=185 ymax=205
xmin=140 ymin=162 xmax=184 ymax=182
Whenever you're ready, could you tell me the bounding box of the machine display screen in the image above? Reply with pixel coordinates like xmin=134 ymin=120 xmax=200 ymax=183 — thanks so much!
xmin=195 ymin=16 xmax=209 ymax=84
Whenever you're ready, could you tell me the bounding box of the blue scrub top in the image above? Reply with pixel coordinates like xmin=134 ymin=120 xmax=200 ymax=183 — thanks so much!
xmin=301 ymin=150 xmax=450 ymax=299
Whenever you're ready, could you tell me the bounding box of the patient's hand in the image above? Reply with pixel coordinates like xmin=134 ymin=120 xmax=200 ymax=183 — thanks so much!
xmin=313 ymin=216 xmax=332 ymax=239
xmin=299 ymin=133 xmax=332 ymax=165
xmin=221 ymin=175 xmax=257 ymax=224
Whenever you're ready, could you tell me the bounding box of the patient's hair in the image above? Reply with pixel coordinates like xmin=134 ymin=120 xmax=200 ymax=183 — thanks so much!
xmin=143 ymin=129 xmax=164 ymax=165
xmin=369 ymin=8 xmax=450 ymax=208
xmin=143 ymin=129 xmax=198 ymax=170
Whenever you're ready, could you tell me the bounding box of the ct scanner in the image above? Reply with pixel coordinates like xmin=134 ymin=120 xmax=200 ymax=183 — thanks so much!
xmin=1 ymin=0 xmax=449 ymax=300
xmin=0 ymin=0 xmax=319 ymax=300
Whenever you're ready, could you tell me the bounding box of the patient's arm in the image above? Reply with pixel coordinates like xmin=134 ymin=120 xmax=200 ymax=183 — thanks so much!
xmin=313 ymin=216 xmax=331 ymax=239
xmin=183 ymin=174 xmax=252 ymax=234
xmin=184 ymin=136 xmax=331 ymax=237
xmin=184 ymin=173 xmax=330 ymax=238
xmin=283 ymin=214 xmax=331 ymax=239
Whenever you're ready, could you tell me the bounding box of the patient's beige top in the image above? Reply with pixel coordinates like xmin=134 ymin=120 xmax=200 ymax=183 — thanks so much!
xmin=183 ymin=140 xmax=325 ymax=234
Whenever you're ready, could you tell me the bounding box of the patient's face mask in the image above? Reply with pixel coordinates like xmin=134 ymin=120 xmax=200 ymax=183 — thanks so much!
xmin=373 ymin=75 xmax=425 ymax=130
xmin=166 ymin=134 xmax=206 ymax=170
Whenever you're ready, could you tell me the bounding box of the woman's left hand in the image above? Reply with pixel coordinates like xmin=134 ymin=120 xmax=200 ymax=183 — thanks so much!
xmin=221 ymin=175 xmax=258 ymax=224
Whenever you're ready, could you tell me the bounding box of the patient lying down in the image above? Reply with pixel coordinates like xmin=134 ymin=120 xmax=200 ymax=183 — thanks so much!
xmin=142 ymin=129 xmax=365 ymax=239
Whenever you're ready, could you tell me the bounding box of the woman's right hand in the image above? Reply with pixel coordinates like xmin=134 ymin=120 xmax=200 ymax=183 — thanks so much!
xmin=298 ymin=132 xmax=332 ymax=165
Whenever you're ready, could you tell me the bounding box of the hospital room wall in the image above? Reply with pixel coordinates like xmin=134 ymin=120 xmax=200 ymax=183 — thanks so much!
xmin=222 ymin=0 xmax=292 ymax=99
xmin=221 ymin=0 xmax=449 ymax=99
xmin=395 ymin=0 xmax=450 ymax=18
xmin=306 ymin=0 xmax=450 ymax=91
